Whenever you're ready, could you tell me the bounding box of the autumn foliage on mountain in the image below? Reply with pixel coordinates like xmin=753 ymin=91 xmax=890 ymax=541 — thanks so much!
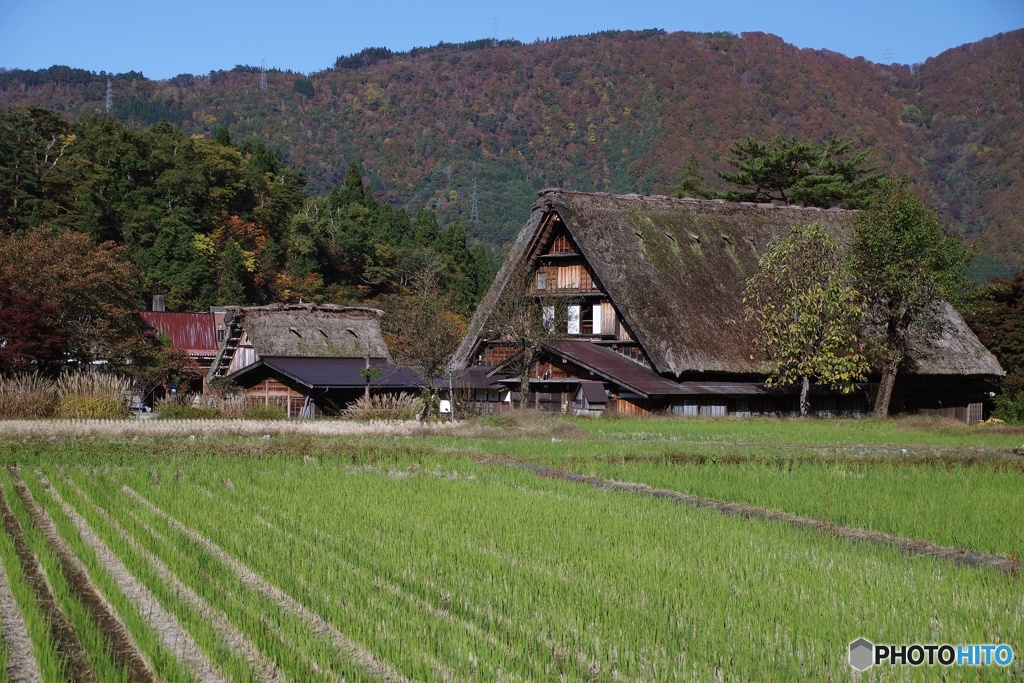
xmin=2 ymin=28 xmax=1021 ymax=276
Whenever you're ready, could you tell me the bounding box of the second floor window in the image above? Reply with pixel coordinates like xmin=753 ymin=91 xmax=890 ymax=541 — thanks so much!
xmin=536 ymin=271 xmax=547 ymax=290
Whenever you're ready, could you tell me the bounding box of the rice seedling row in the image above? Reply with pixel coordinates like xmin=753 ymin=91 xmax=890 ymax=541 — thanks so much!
xmin=151 ymin=463 xmax=617 ymax=680
xmin=27 ymin=471 xmax=225 ymax=682
xmin=0 ymin=475 xmax=90 ymax=683
xmin=119 ymin=484 xmax=410 ymax=682
xmin=0 ymin=441 xmax=1019 ymax=681
xmin=0 ymin=511 xmax=45 ymax=683
xmin=0 ymin=471 xmax=122 ymax=683
xmin=538 ymin=455 xmax=1024 ymax=557
xmin=195 ymin=480 xmax=552 ymax=681
xmin=63 ymin=468 xmax=372 ymax=682
xmin=50 ymin=457 xmax=1021 ymax=681
xmin=9 ymin=471 xmax=187 ymax=683
xmin=117 ymin=479 xmax=474 ymax=682
xmin=53 ymin=474 xmax=281 ymax=682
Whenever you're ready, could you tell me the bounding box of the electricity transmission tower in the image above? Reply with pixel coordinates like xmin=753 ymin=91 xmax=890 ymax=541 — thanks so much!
xmin=492 ymin=18 xmax=499 ymax=47
xmin=260 ymin=58 xmax=267 ymax=90
xmin=470 ymin=181 xmax=480 ymax=223
xmin=105 ymin=79 xmax=112 ymax=113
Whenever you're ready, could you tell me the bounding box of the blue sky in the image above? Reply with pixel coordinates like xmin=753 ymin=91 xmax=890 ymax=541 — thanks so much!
xmin=1 ymin=0 xmax=1021 ymax=80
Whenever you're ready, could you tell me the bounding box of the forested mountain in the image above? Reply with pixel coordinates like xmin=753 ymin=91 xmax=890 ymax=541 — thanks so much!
xmin=2 ymin=28 xmax=1023 ymax=276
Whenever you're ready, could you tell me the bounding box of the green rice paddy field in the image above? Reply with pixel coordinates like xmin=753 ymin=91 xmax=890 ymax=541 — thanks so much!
xmin=0 ymin=414 xmax=1019 ymax=681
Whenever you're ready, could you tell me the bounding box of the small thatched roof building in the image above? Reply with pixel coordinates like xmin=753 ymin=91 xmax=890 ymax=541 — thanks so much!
xmin=453 ymin=190 xmax=1001 ymax=421
xmin=205 ymin=304 xmax=420 ymax=417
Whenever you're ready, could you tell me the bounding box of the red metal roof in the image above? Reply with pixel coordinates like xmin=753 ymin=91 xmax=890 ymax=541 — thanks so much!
xmin=140 ymin=312 xmax=219 ymax=357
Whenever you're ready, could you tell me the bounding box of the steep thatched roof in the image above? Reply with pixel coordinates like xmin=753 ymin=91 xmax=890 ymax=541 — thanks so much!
xmin=455 ymin=190 xmax=1002 ymax=378
xmin=903 ymin=301 xmax=1004 ymax=375
xmin=226 ymin=304 xmax=389 ymax=358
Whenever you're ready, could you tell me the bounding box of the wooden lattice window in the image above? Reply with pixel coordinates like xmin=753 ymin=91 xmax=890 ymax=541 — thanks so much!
xmin=549 ymin=234 xmax=575 ymax=254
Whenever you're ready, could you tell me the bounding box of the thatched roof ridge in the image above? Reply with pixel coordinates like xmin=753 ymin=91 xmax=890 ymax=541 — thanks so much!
xmin=455 ymin=190 xmax=1002 ymax=378
xmin=225 ymin=304 xmax=389 ymax=359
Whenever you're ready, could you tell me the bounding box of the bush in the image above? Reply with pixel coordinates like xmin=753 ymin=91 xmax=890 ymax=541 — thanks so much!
xmin=992 ymin=394 xmax=1024 ymax=424
xmin=159 ymin=391 xmax=245 ymax=419
xmin=156 ymin=392 xmax=212 ymax=419
xmin=342 ymin=392 xmax=424 ymax=421
xmin=54 ymin=370 xmax=130 ymax=419
xmin=158 ymin=404 xmax=222 ymax=420
xmin=0 ymin=374 xmax=57 ymax=418
xmin=244 ymin=405 xmax=287 ymax=421
xmin=992 ymin=372 xmax=1024 ymax=424
xmin=54 ymin=396 xmax=130 ymax=419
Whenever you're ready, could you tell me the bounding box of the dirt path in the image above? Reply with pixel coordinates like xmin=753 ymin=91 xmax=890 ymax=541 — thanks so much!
xmin=122 ymin=485 xmax=410 ymax=683
xmin=495 ymin=459 xmax=1024 ymax=574
xmin=0 ymin=543 xmax=42 ymax=683
xmin=35 ymin=472 xmax=229 ymax=683
xmin=11 ymin=474 xmax=157 ymax=683
xmin=0 ymin=478 xmax=95 ymax=683
xmin=60 ymin=474 xmax=287 ymax=683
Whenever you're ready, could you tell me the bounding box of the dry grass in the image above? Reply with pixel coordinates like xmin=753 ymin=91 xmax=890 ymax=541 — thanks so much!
xmin=54 ymin=370 xmax=130 ymax=419
xmin=893 ymin=413 xmax=1024 ymax=436
xmin=342 ymin=393 xmax=425 ymax=421
xmin=196 ymin=394 xmax=246 ymax=419
xmin=451 ymin=410 xmax=589 ymax=440
xmin=0 ymin=418 xmax=458 ymax=439
xmin=0 ymin=374 xmax=57 ymax=419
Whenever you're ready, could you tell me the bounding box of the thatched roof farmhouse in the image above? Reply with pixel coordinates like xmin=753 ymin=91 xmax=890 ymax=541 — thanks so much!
xmin=207 ymin=304 xmax=419 ymax=416
xmin=454 ymin=190 xmax=1002 ymax=421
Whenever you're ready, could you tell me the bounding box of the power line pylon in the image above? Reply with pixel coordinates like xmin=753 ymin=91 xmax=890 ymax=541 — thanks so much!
xmin=470 ymin=180 xmax=479 ymax=223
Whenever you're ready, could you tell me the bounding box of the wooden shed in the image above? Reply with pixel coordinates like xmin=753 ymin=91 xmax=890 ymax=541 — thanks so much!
xmin=206 ymin=304 xmax=411 ymax=415
xmin=223 ymin=357 xmax=423 ymax=417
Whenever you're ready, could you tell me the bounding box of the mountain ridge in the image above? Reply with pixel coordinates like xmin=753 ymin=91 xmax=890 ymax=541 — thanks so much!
xmin=2 ymin=28 xmax=1022 ymax=276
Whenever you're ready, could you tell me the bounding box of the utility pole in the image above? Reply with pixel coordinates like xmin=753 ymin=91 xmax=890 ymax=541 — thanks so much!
xmin=364 ymin=341 xmax=371 ymax=401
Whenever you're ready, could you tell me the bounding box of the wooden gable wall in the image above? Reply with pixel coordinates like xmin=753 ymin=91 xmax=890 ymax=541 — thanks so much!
xmin=525 ymin=212 xmax=642 ymax=349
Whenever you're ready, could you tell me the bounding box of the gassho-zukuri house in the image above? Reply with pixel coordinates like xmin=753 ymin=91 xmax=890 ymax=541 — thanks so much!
xmin=207 ymin=304 xmax=422 ymax=417
xmin=451 ymin=190 xmax=1003 ymax=422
